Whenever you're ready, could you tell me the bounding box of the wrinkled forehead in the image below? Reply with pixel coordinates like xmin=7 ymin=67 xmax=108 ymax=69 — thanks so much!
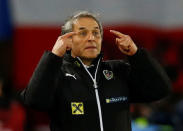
xmin=73 ymin=17 xmax=100 ymax=31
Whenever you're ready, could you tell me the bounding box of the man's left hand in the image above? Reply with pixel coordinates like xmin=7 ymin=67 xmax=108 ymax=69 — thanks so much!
xmin=110 ymin=30 xmax=138 ymax=56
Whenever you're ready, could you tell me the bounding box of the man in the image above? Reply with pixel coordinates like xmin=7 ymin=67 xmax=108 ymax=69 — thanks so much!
xmin=21 ymin=11 xmax=171 ymax=131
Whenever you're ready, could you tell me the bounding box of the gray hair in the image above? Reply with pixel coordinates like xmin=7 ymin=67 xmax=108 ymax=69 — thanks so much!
xmin=61 ymin=11 xmax=103 ymax=38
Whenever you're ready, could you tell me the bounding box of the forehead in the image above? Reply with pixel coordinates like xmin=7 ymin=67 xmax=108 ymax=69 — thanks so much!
xmin=73 ymin=17 xmax=99 ymax=30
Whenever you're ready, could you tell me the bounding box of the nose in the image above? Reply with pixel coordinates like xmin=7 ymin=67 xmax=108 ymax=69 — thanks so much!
xmin=88 ymin=33 xmax=95 ymax=41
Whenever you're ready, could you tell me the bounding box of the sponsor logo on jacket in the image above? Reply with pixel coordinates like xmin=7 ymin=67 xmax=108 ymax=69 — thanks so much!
xmin=106 ymin=96 xmax=128 ymax=103
xmin=71 ymin=102 xmax=84 ymax=115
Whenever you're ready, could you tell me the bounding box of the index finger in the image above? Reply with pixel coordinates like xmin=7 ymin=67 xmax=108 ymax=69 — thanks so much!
xmin=61 ymin=32 xmax=77 ymax=38
xmin=110 ymin=30 xmax=126 ymax=38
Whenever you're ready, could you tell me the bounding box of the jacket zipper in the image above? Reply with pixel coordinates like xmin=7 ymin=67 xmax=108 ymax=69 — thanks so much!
xmin=77 ymin=57 xmax=104 ymax=131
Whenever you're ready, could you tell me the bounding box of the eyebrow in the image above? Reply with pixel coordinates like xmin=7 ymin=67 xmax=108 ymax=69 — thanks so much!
xmin=78 ymin=26 xmax=99 ymax=30
xmin=79 ymin=27 xmax=86 ymax=30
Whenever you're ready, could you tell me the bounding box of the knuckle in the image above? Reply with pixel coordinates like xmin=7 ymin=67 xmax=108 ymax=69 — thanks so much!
xmin=125 ymin=35 xmax=130 ymax=38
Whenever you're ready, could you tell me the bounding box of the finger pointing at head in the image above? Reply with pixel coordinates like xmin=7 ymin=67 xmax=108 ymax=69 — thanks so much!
xmin=110 ymin=30 xmax=127 ymax=38
xmin=61 ymin=32 xmax=77 ymax=39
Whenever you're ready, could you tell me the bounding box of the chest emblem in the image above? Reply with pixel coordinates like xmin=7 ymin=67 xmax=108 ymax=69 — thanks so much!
xmin=103 ymin=70 xmax=113 ymax=80
xmin=71 ymin=102 xmax=84 ymax=115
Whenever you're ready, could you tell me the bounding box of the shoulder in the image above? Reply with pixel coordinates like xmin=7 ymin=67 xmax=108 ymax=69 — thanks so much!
xmin=102 ymin=59 xmax=130 ymax=69
xmin=101 ymin=60 xmax=131 ymax=76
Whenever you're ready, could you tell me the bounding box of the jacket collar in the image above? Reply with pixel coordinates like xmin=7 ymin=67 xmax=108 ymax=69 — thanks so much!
xmin=63 ymin=51 xmax=103 ymax=87
xmin=63 ymin=50 xmax=103 ymax=68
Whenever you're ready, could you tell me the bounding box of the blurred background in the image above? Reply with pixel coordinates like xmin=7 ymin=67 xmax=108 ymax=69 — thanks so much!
xmin=1 ymin=0 xmax=183 ymax=130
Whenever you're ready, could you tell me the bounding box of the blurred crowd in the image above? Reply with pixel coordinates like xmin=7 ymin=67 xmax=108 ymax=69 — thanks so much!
xmin=131 ymin=93 xmax=183 ymax=131
xmin=0 ymin=72 xmax=25 ymax=131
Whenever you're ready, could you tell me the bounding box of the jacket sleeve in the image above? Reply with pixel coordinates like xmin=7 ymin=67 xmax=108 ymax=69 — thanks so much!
xmin=127 ymin=48 xmax=171 ymax=103
xmin=21 ymin=51 xmax=63 ymax=111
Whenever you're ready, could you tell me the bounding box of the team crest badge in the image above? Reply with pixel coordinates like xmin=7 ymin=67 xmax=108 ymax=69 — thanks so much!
xmin=71 ymin=102 xmax=84 ymax=115
xmin=103 ymin=70 xmax=113 ymax=80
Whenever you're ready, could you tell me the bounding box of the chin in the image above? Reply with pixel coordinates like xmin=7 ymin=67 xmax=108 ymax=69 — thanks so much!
xmin=82 ymin=54 xmax=98 ymax=59
xmin=85 ymin=56 xmax=97 ymax=59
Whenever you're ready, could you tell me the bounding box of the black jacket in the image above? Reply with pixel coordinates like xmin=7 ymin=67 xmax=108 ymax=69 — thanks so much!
xmin=21 ymin=48 xmax=171 ymax=131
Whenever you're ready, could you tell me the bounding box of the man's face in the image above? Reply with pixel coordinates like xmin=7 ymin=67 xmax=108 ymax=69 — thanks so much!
xmin=71 ymin=17 xmax=102 ymax=59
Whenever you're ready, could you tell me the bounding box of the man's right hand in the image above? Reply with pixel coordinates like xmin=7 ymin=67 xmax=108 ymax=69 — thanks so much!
xmin=52 ymin=32 xmax=76 ymax=57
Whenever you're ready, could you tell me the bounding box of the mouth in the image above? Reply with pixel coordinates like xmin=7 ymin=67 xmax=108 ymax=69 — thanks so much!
xmin=85 ymin=46 xmax=97 ymax=50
